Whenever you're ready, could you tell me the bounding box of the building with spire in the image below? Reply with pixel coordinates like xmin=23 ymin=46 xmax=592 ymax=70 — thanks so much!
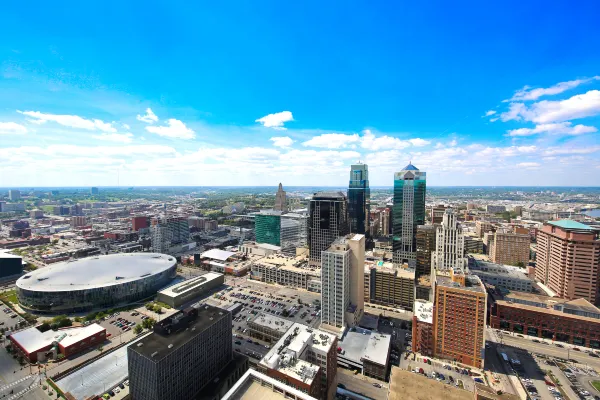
xmin=431 ymin=209 xmax=467 ymax=273
xmin=392 ymin=162 xmax=426 ymax=267
xmin=274 ymin=183 xmax=287 ymax=212
xmin=348 ymin=163 xmax=370 ymax=235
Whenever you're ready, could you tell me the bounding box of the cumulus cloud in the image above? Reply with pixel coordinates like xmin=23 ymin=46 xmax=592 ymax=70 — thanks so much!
xmin=137 ymin=108 xmax=159 ymax=123
xmin=508 ymin=77 xmax=600 ymax=102
xmin=302 ymin=130 xmax=430 ymax=151
xmin=302 ymin=133 xmax=360 ymax=149
xmin=91 ymin=132 xmax=134 ymax=143
xmin=501 ymin=90 xmax=600 ymax=123
xmin=255 ymin=111 xmax=294 ymax=130
xmin=17 ymin=111 xmax=117 ymax=132
xmin=516 ymin=162 xmax=541 ymax=168
xmin=507 ymin=122 xmax=597 ymax=137
xmin=543 ymin=146 xmax=600 ymax=156
xmin=0 ymin=122 xmax=27 ymax=135
xmin=408 ymin=138 xmax=431 ymax=147
xmin=484 ymin=110 xmax=496 ymax=116
xmin=270 ymin=136 xmax=294 ymax=148
xmin=146 ymin=119 xmax=195 ymax=139
xmin=360 ymin=130 xmax=410 ymax=150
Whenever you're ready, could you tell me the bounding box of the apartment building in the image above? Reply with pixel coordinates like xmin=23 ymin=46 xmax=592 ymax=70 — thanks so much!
xmin=475 ymin=220 xmax=494 ymax=238
xmin=366 ymin=265 xmax=415 ymax=310
xmin=535 ymin=220 xmax=600 ymax=304
xmin=489 ymin=231 xmax=530 ymax=266
xmin=250 ymin=254 xmax=321 ymax=291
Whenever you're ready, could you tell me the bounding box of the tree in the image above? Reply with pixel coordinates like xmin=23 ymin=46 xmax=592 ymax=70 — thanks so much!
xmin=133 ymin=325 xmax=143 ymax=335
xmin=145 ymin=303 xmax=154 ymax=311
xmin=153 ymin=305 xmax=163 ymax=314
xmin=38 ymin=323 xmax=51 ymax=332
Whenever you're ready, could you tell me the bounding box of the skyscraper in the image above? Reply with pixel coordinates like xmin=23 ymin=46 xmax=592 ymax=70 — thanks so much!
xmin=150 ymin=216 xmax=190 ymax=254
xmin=274 ymin=182 xmax=287 ymax=212
xmin=254 ymin=210 xmax=307 ymax=254
xmin=321 ymin=234 xmax=365 ymax=329
xmin=392 ymin=163 xmax=426 ymax=267
xmin=416 ymin=224 xmax=437 ymax=279
xmin=348 ymin=163 xmax=370 ymax=235
xmin=431 ymin=209 xmax=467 ymax=272
xmin=308 ymin=192 xmax=349 ymax=264
xmin=8 ymin=190 xmax=20 ymax=201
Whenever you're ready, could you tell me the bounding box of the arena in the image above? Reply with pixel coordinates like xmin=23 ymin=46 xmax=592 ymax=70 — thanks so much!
xmin=16 ymin=253 xmax=177 ymax=313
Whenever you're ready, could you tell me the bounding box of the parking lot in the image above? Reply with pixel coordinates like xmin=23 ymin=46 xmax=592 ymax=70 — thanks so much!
xmin=0 ymin=300 xmax=26 ymax=331
xmin=400 ymin=354 xmax=475 ymax=392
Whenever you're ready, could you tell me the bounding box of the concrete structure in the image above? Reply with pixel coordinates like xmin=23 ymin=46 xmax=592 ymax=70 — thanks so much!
xmin=336 ymin=326 xmax=391 ymax=380
xmin=429 ymin=205 xmax=447 ymax=224
xmin=16 ymin=253 xmax=176 ymax=313
xmin=475 ymin=220 xmax=494 ymax=238
xmin=258 ymin=323 xmax=337 ymax=400
xmin=254 ymin=210 xmax=307 ymax=254
xmin=308 ymin=192 xmax=348 ymax=265
xmin=321 ymin=234 xmax=365 ymax=329
xmin=222 ymin=369 xmax=318 ymax=400
xmin=128 ymin=306 xmax=238 ymax=400
xmin=348 ymin=163 xmax=370 ymax=235
xmin=274 ymin=183 xmax=288 ymax=212
xmin=486 ymin=205 xmax=506 ymax=214
xmin=250 ymin=254 xmax=320 ymax=291
xmin=469 ymin=260 xmax=533 ymax=293
xmin=70 ymin=215 xmax=87 ymax=228
xmin=416 ymin=224 xmax=437 ymax=279
xmin=9 ymin=323 xmax=106 ymax=362
xmin=535 ymin=220 xmax=600 ymax=304
xmin=30 ymin=209 xmax=44 ymax=219
xmin=464 ymin=235 xmax=484 ymax=253
xmin=392 ymin=163 xmax=426 ymax=267
xmin=132 ymin=215 xmax=149 ymax=231
xmin=412 ymin=299 xmax=434 ymax=357
xmin=366 ymin=263 xmax=414 ymax=310
xmin=431 ymin=209 xmax=467 ymax=272
xmin=489 ymin=231 xmax=530 ymax=266
xmin=240 ymin=241 xmax=281 ymax=257
xmin=248 ymin=312 xmax=294 ymax=342
xmin=433 ymin=270 xmax=487 ymax=368
xmin=491 ymin=292 xmax=600 ymax=347
xmin=8 ymin=189 xmax=21 ymax=201
xmin=157 ymin=272 xmax=225 ymax=307
xmin=150 ymin=215 xmax=190 ymax=254
xmin=388 ymin=367 xmax=472 ymax=400
xmin=0 ymin=253 xmax=23 ymax=280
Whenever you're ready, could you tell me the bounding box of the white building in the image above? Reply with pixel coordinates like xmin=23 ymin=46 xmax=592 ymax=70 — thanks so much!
xmin=469 ymin=260 xmax=533 ymax=292
xmin=431 ymin=209 xmax=467 ymax=273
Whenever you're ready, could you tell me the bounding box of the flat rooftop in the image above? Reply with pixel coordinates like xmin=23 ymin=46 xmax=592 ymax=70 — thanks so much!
xmin=10 ymin=324 xmax=105 ymax=354
xmin=201 ymin=249 xmax=236 ymax=261
xmin=130 ymin=305 xmax=228 ymax=361
xmin=388 ymin=368 xmax=472 ymax=400
xmin=548 ymin=219 xmax=597 ymax=231
xmin=435 ymin=273 xmax=485 ymax=293
xmin=158 ymin=272 xmax=223 ymax=297
xmin=250 ymin=313 xmax=294 ymax=334
xmin=222 ymin=369 xmax=317 ymax=400
xmin=470 ymin=260 xmax=531 ymax=280
xmin=338 ymin=327 xmax=391 ymax=367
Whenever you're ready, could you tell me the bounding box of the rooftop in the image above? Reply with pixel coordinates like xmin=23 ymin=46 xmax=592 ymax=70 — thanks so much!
xmin=201 ymin=248 xmax=236 ymax=261
xmin=249 ymin=313 xmax=294 ymax=334
xmin=435 ymin=272 xmax=485 ymax=293
xmin=10 ymin=324 xmax=105 ymax=354
xmin=469 ymin=260 xmax=531 ymax=280
xmin=402 ymin=162 xmax=419 ymax=171
xmin=222 ymin=369 xmax=318 ymax=400
xmin=311 ymin=191 xmax=346 ymax=201
xmin=158 ymin=272 xmax=224 ymax=297
xmin=16 ymin=253 xmax=176 ymax=292
xmin=130 ymin=305 xmax=228 ymax=362
xmin=548 ymin=219 xmax=597 ymax=231
xmin=388 ymin=368 xmax=472 ymax=400
xmin=338 ymin=327 xmax=391 ymax=367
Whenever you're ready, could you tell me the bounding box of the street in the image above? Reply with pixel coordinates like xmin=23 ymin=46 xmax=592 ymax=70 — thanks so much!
xmin=337 ymin=368 xmax=388 ymax=400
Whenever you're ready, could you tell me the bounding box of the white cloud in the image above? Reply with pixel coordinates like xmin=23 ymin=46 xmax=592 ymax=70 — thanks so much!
xmin=146 ymin=119 xmax=195 ymax=139
xmin=136 ymin=108 xmax=159 ymax=123
xmin=0 ymin=122 xmax=27 ymax=135
xmin=516 ymin=162 xmax=541 ymax=168
xmin=408 ymin=138 xmax=431 ymax=147
xmin=543 ymin=146 xmax=600 ymax=156
xmin=91 ymin=132 xmax=134 ymax=143
xmin=484 ymin=110 xmax=496 ymax=116
xmin=501 ymin=90 xmax=600 ymax=123
xmin=255 ymin=111 xmax=294 ymax=130
xmin=303 ymin=133 xmax=360 ymax=149
xmin=123 ymin=123 xmax=131 ymax=130
xmin=508 ymin=76 xmax=600 ymax=101
xmin=449 ymin=139 xmax=458 ymax=147
xmin=17 ymin=110 xmax=116 ymax=132
xmin=270 ymin=136 xmax=294 ymax=148
xmin=360 ymin=130 xmax=411 ymax=151
xmin=507 ymin=122 xmax=597 ymax=137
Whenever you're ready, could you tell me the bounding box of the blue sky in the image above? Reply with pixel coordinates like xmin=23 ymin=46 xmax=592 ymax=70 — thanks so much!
xmin=1 ymin=1 xmax=599 ymax=187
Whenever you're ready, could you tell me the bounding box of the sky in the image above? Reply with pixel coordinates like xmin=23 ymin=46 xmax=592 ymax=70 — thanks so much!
xmin=0 ymin=2 xmax=599 ymax=187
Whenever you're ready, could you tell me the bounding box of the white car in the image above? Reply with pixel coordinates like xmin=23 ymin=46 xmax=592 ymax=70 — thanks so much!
xmin=114 ymin=388 xmax=121 ymax=394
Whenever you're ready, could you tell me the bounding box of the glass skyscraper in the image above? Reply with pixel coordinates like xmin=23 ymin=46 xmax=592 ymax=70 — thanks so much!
xmin=254 ymin=211 xmax=281 ymax=246
xmin=348 ymin=163 xmax=370 ymax=235
xmin=308 ymin=192 xmax=349 ymax=264
xmin=392 ymin=162 xmax=426 ymax=267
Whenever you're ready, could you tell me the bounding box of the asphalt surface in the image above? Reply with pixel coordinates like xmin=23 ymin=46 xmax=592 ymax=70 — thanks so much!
xmin=337 ymin=369 xmax=388 ymax=400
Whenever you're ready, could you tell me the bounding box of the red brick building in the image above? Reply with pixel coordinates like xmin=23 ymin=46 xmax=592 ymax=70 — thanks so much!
xmin=412 ymin=300 xmax=434 ymax=357
xmin=132 ymin=216 xmax=149 ymax=231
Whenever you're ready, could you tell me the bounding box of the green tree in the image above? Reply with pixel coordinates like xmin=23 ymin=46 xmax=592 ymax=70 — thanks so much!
xmin=133 ymin=325 xmax=143 ymax=334
xmin=38 ymin=323 xmax=51 ymax=332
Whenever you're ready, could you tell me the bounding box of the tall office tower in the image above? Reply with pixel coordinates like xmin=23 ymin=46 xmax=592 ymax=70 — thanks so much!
xmin=90 ymin=187 xmax=99 ymax=195
xmin=321 ymin=234 xmax=365 ymax=329
xmin=8 ymin=190 xmax=21 ymax=201
xmin=274 ymin=182 xmax=287 ymax=212
xmin=128 ymin=306 xmax=234 ymax=400
xmin=254 ymin=210 xmax=307 ymax=254
xmin=416 ymin=225 xmax=437 ymax=279
xmin=431 ymin=209 xmax=467 ymax=272
xmin=348 ymin=163 xmax=370 ymax=235
xmin=536 ymin=220 xmax=600 ymax=304
xmin=150 ymin=216 xmax=190 ymax=254
xmin=379 ymin=207 xmax=391 ymax=236
xmin=392 ymin=163 xmax=426 ymax=267
xmin=308 ymin=192 xmax=348 ymax=265
xmin=489 ymin=231 xmax=530 ymax=266
xmin=433 ymin=270 xmax=487 ymax=368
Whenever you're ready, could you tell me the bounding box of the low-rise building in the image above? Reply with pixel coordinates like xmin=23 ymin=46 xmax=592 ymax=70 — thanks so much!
xmin=250 ymin=254 xmax=320 ymax=291
xmin=247 ymin=312 xmax=294 ymax=342
xmin=157 ymin=272 xmax=225 ymax=307
xmin=222 ymin=369 xmax=318 ymax=400
xmin=469 ymin=260 xmax=533 ymax=293
xmin=336 ymin=326 xmax=391 ymax=381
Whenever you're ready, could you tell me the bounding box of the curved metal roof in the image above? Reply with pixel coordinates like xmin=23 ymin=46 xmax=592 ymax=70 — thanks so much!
xmin=16 ymin=253 xmax=176 ymax=292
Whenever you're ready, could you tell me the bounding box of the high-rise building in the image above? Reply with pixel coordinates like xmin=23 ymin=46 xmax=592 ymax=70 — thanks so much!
xmin=128 ymin=306 xmax=235 ymax=400
xmin=70 ymin=216 xmax=87 ymax=228
xmin=378 ymin=207 xmax=391 ymax=237
xmin=8 ymin=190 xmax=21 ymax=201
xmin=428 ymin=205 xmax=447 ymax=224
xmin=432 ymin=270 xmax=487 ymax=368
xmin=308 ymin=192 xmax=348 ymax=265
xmin=475 ymin=220 xmax=494 ymax=238
xmin=535 ymin=220 xmax=600 ymax=304
xmin=392 ymin=163 xmax=426 ymax=267
xmin=431 ymin=209 xmax=467 ymax=272
xmin=489 ymin=231 xmax=530 ymax=266
xmin=254 ymin=210 xmax=307 ymax=254
xmin=348 ymin=163 xmax=370 ymax=235
xmin=321 ymin=234 xmax=365 ymax=329
xmin=150 ymin=216 xmax=190 ymax=254
xmin=274 ymin=183 xmax=288 ymax=212
xmin=416 ymin=225 xmax=437 ymax=279
xmin=90 ymin=187 xmax=99 ymax=195
xmin=366 ymin=265 xmax=415 ymax=310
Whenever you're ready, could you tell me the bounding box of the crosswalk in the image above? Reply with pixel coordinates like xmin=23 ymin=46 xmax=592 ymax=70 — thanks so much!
xmin=0 ymin=375 xmax=33 ymax=393
xmin=7 ymin=380 xmax=37 ymax=400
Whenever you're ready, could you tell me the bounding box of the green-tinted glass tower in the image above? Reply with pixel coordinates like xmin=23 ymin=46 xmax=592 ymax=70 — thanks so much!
xmin=254 ymin=212 xmax=281 ymax=246
xmin=348 ymin=163 xmax=370 ymax=235
xmin=392 ymin=162 xmax=426 ymax=267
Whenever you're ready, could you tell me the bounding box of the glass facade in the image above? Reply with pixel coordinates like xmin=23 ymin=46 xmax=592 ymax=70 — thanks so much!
xmin=308 ymin=192 xmax=349 ymax=264
xmin=348 ymin=163 xmax=370 ymax=235
xmin=255 ymin=213 xmax=281 ymax=246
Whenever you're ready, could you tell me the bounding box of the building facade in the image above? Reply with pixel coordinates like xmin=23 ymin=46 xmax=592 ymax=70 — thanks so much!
xmin=308 ymin=192 xmax=348 ymax=265
xmin=416 ymin=224 xmax=437 ymax=279
xmin=348 ymin=163 xmax=370 ymax=235
xmin=489 ymin=231 xmax=530 ymax=266
xmin=150 ymin=216 xmax=190 ymax=254
xmin=475 ymin=221 xmax=494 ymax=238
xmin=392 ymin=163 xmax=426 ymax=267
xmin=274 ymin=183 xmax=288 ymax=212
xmin=535 ymin=220 xmax=600 ymax=304
xmin=431 ymin=209 xmax=467 ymax=272
xmin=367 ymin=267 xmax=415 ymax=310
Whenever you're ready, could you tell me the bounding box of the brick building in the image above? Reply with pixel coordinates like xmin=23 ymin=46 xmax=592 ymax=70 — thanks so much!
xmin=489 ymin=231 xmax=530 ymax=266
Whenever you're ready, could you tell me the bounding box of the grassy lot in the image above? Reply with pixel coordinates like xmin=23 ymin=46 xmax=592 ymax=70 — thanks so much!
xmin=0 ymin=289 xmax=18 ymax=305
xmin=591 ymin=381 xmax=600 ymax=392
